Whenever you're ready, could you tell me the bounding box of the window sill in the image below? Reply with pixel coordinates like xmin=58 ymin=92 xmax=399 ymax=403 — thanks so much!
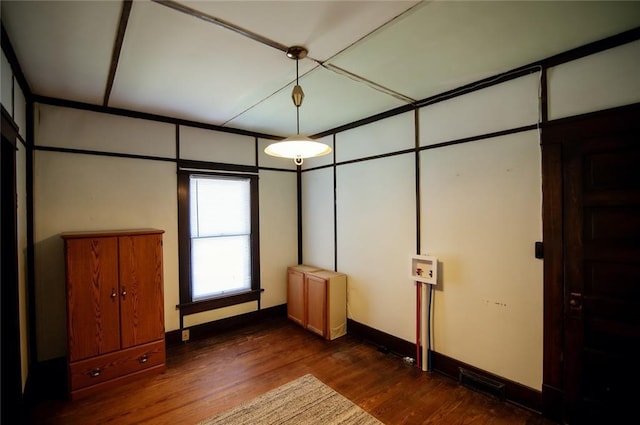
xmin=176 ymin=289 xmax=263 ymax=316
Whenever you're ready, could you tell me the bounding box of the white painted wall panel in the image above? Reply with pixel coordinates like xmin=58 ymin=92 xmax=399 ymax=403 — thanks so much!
xmin=259 ymin=170 xmax=298 ymax=308
xmin=302 ymin=167 xmax=334 ymax=271
xmin=179 ymin=125 xmax=255 ymax=165
xmin=420 ymin=131 xmax=542 ymax=389
xmin=336 ymin=111 xmax=414 ymax=162
xmin=420 ymin=73 xmax=540 ymax=146
xmin=1 ymin=51 xmax=13 ymax=112
xmin=548 ymin=40 xmax=640 ymax=120
xmin=35 ymin=104 xmax=175 ymax=158
xmin=14 ymin=81 xmax=26 ymax=139
xmin=33 ymin=151 xmax=178 ymax=361
xmin=337 ymin=154 xmax=416 ymax=342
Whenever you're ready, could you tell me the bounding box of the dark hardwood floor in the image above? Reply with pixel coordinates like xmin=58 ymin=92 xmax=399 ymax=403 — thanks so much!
xmin=28 ymin=317 xmax=557 ymax=424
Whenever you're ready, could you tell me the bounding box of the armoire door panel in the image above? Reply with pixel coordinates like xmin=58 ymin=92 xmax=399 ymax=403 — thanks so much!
xmin=118 ymin=234 xmax=165 ymax=348
xmin=65 ymin=237 xmax=120 ymax=361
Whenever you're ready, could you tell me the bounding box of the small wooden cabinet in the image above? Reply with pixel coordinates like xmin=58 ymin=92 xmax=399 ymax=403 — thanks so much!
xmin=62 ymin=229 xmax=166 ymax=400
xmin=287 ymin=265 xmax=347 ymax=340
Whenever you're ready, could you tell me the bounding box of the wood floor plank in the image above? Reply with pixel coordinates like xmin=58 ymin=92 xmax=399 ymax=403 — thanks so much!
xmin=27 ymin=317 xmax=557 ymax=425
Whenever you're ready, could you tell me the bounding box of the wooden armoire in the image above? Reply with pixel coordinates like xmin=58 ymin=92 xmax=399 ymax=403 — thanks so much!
xmin=61 ymin=229 xmax=166 ymax=400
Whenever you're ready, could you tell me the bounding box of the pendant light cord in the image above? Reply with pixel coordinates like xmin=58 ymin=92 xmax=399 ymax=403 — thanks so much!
xmin=296 ymin=58 xmax=300 ymax=134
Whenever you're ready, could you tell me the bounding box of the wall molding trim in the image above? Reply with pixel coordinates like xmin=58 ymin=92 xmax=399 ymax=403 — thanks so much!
xmin=347 ymin=318 xmax=544 ymax=415
xmin=165 ymin=304 xmax=287 ymax=346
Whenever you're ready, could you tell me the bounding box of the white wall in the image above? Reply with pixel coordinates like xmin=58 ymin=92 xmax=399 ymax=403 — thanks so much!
xmin=302 ymin=166 xmax=334 ymax=271
xmin=33 ymin=150 xmax=179 ymax=360
xmin=336 ymin=154 xmax=416 ymax=342
xmin=258 ymin=170 xmax=298 ymax=307
xmin=548 ymin=39 xmax=640 ymax=120
xmin=32 ymin=104 xmax=297 ymax=360
xmin=1 ymin=49 xmax=12 ymax=111
xmin=420 ymin=74 xmax=542 ymax=390
xmin=302 ymin=40 xmax=640 ymax=391
xmin=36 ymin=104 xmax=176 ymax=157
xmin=2 ymin=48 xmax=30 ymax=391
xmin=421 ymin=131 xmax=542 ymax=388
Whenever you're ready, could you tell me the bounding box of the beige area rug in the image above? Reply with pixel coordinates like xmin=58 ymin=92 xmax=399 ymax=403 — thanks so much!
xmin=197 ymin=374 xmax=384 ymax=425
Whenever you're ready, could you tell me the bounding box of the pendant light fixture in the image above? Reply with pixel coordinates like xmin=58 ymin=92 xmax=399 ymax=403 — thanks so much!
xmin=264 ymin=46 xmax=332 ymax=166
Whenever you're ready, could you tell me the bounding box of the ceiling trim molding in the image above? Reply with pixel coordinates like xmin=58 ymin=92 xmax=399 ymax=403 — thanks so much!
xmin=415 ymin=65 xmax=542 ymax=110
xmin=311 ymin=64 xmax=540 ymax=139
xmin=312 ymin=103 xmax=415 ymax=140
xmin=319 ymin=63 xmax=416 ymax=104
xmin=151 ymin=0 xmax=288 ymax=53
xmin=541 ymin=26 xmax=640 ymax=68
xmin=32 ymin=94 xmax=282 ymax=141
xmin=104 ymin=0 xmax=133 ymax=106
xmin=34 ymin=144 xmax=176 ymax=163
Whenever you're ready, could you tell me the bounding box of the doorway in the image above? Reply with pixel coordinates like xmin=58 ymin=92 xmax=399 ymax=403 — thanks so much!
xmin=542 ymin=103 xmax=640 ymax=423
xmin=1 ymin=107 xmax=24 ymax=423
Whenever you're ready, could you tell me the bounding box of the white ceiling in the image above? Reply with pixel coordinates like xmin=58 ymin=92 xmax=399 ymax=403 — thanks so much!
xmin=2 ymin=1 xmax=639 ymax=138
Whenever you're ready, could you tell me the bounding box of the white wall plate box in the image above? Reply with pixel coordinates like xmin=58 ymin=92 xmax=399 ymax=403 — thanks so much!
xmin=411 ymin=255 xmax=438 ymax=285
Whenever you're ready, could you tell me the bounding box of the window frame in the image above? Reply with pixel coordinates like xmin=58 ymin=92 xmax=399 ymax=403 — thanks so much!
xmin=177 ymin=162 xmax=260 ymax=316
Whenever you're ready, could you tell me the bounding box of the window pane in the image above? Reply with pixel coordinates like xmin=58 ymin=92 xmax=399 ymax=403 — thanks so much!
xmin=191 ymin=235 xmax=251 ymax=299
xmin=190 ymin=176 xmax=250 ymax=237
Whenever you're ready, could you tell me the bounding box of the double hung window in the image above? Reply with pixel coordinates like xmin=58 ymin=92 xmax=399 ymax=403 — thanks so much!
xmin=178 ymin=167 xmax=259 ymax=314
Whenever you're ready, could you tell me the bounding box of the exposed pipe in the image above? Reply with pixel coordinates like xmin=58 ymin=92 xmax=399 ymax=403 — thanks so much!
xmin=415 ymin=281 xmax=421 ymax=369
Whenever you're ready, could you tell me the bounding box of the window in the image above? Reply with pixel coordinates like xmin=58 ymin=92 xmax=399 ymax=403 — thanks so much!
xmin=178 ymin=166 xmax=260 ymax=315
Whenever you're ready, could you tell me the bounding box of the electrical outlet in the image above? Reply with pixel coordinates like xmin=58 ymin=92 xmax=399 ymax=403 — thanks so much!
xmin=181 ymin=329 xmax=190 ymax=342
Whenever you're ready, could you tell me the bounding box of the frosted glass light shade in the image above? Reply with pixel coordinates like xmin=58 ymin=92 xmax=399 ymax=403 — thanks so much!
xmin=265 ymin=135 xmax=332 ymax=164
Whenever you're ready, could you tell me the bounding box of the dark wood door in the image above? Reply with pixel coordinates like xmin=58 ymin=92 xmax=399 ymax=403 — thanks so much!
xmin=65 ymin=237 xmax=120 ymax=361
xmin=1 ymin=120 xmax=23 ymax=423
xmin=561 ymin=112 xmax=640 ymax=423
xmin=119 ymin=234 xmax=165 ymax=348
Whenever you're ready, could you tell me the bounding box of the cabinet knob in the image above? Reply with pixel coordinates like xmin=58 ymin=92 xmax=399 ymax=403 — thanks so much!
xmin=121 ymin=287 xmax=127 ymax=299
xmin=110 ymin=288 xmax=117 ymax=299
xmin=89 ymin=368 xmax=102 ymax=378
xmin=139 ymin=354 xmax=148 ymax=363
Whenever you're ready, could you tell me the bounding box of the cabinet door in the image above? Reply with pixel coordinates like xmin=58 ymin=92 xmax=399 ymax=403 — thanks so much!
xmin=65 ymin=237 xmax=120 ymax=361
xmin=305 ymin=275 xmax=327 ymax=337
xmin=119 ymin=234 xmax=165 ymax=348
xmin=287 ymin=269 xmax=305 ymax=326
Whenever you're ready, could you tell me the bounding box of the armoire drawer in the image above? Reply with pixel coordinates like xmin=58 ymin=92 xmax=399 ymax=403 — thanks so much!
xmin=69 ymin=340 xmax=165 ymax=391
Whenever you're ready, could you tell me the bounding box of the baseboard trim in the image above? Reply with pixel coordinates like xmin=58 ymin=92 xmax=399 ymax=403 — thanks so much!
xmin=346 ymin=319 xmax=415 ymax=359
xmin=166 ymin=304 xmax=287 ymax=346
xmin=347 ymin=319 xmax=543 ymax=414
xmin=431 ymin=351 xmax=542 ymax=413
